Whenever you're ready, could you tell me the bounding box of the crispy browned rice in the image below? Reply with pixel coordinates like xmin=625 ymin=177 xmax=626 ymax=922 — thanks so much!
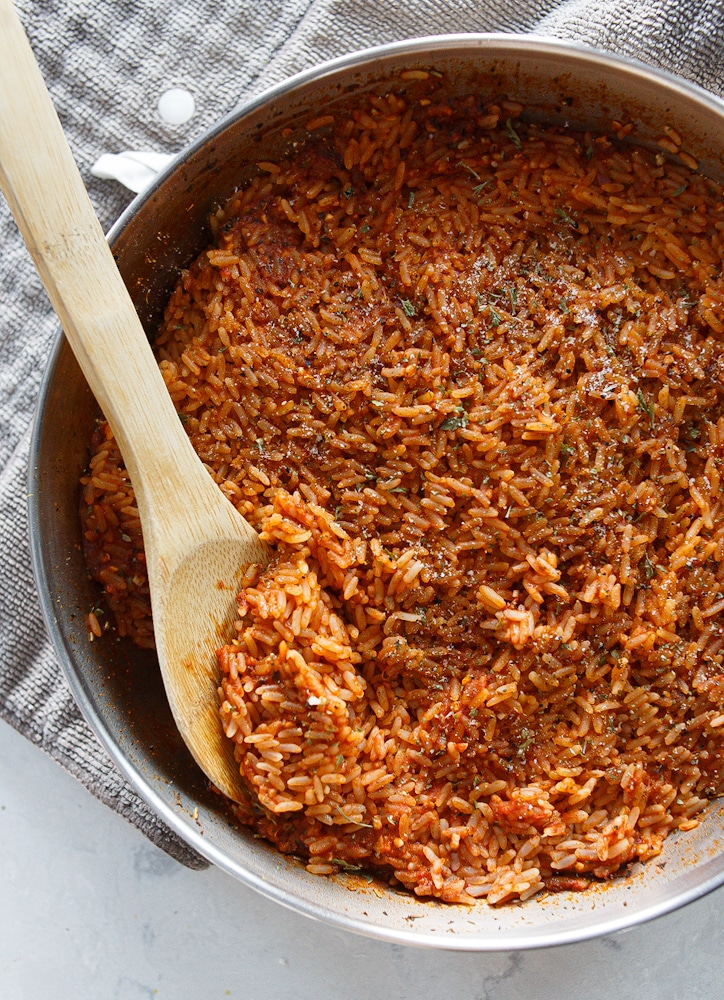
xmin=80 ymin=77 xmax=724 ymax=905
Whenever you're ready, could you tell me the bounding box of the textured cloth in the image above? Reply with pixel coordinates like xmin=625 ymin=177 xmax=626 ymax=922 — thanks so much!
xmin=2 ymin=0 xmax=724 ymax=868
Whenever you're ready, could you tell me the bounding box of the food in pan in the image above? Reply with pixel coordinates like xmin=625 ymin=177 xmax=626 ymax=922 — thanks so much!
xmin=81 ymin=77 xmax=724 ymax=904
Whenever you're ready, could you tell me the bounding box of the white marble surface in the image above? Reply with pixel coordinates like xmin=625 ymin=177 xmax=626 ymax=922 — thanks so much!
xmin=1 ymin=718 xmax=723 ymax=1000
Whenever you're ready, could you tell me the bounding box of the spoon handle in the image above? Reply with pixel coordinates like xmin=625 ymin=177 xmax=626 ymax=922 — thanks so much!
xmin=0 ymin=0 xmax=248 ymax=548
xmin=0 ymin=0 xmax=267 ymax=804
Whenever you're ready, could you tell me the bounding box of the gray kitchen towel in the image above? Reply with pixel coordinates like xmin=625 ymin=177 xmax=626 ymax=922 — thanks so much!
xmin=2 ymin=0 xmax=724 ymax=869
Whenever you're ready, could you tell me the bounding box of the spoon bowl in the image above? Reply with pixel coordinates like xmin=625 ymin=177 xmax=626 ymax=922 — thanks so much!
xmin=0 ymin=0 xmax=267 ymax=802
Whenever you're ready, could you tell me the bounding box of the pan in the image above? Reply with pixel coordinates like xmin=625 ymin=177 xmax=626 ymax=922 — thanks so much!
xmin=28 ymin=34 xmax=724 ymax=949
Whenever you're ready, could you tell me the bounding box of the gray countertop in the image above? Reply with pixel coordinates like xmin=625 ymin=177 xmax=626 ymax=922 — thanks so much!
xmin=1 ymin=719 xmax=723 ymax=1000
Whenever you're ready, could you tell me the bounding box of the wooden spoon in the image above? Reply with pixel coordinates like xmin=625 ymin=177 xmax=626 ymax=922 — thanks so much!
xmin=0 ymin=0 xmax=268 ymax=802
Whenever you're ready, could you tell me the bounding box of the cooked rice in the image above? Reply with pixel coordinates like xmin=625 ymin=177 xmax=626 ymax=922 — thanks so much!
xmin=80 ymin=78 xmax=724 ymax=905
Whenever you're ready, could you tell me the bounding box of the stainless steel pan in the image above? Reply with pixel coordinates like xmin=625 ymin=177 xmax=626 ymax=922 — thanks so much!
xmin=28 ymin=34 xmax=724 ymax=949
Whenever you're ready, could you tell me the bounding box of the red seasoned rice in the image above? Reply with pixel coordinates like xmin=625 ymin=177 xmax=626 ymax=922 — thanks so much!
xmin=81 ymin=78 xmax=724 ymax=905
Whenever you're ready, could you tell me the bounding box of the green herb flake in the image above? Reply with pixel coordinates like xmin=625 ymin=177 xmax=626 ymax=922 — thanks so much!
xmin=673 ymin=183 xmax=688 ymax=196
xmin=555 ymin=207 xmax=579 ymax=229
xmin=505 ymin=118 xmax=522 ymax=149
xmin=332 ymin=858 xmax=361 ymax=872
xmin=642 ymin=552 xmax=656 ymax=580
xmin=334 ymin=806 xmax=373 ymax=828
xmin=407 ymin=190 xmax=416 ymax=208
xmin=489 ymin=305 xmax=503 ymax=327
xmin=440 ymin=405 xmax=469 ymax=432
xmin=458 ymin=160 xmax=482 ymax=181
xmin=636 ymin=387 xmax=655 ymax=425
xmin=401 ymin=298 xmax=416 ymax=317
xmin=331 ymin=859 xmax=374 ymax=882
xmin=516 ymin=730 xmax=534 ymax=756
